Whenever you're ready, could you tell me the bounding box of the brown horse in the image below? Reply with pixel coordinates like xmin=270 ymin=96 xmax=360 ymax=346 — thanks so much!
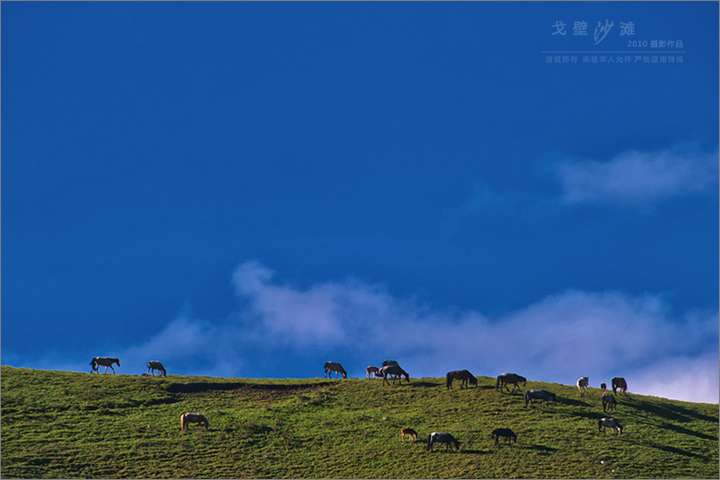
xmin=366 ymin=366 xmax=380 ymax=378
xmin=324 ymin=361 xmax=347 ymax=379
xmin=401 ymin=428 xmax=418 ymax=442
xmin=381 ymin=364 xmax=410 ymax=385
xmin=181 ymin=412 xmax=209 ymax=431
xmin=495 ymin=373 xmax=526 ymax=393
xmin=612 ymin=377 xmax=627 ymax=395
xmin=602 ymin=394 xmax=617 ymax=412
xmin=446 ymin=370 xmax=478 ymax=389
xmin=491 ymin=428 xmax=517 ymax=445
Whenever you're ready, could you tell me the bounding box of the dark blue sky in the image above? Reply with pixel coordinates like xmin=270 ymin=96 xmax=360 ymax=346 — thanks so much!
xmin=3 ymin=2 xmax=718 ymax=402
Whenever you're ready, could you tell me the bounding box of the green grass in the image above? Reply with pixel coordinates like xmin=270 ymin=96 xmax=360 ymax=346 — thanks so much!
xmin=2 ymin=366 xmax=717 ymax=478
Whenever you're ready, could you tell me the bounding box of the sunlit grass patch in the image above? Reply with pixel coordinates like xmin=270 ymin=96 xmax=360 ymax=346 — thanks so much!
xmin=2 ymin=367 xmax=717 ymax=478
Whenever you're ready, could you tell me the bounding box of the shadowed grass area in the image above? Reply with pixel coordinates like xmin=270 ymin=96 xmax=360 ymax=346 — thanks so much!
xmin=2 ymin=366 xmax=717 ymax=478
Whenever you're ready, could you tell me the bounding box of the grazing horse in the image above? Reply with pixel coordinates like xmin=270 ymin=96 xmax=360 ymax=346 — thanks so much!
xmin=577 ymin=377 xmax=589 ymax=396
xmin=600 ymin=383 xmax=607 ymax=396
xmin=181 ymin=412 xmax=209 ymax=431
xmin=524 ymin=389 xmax=556 ymax=407
xmin=491 ymin=428 xmax=517 ymax=445
xmin=90 ymin=357 xmax=120 ymax=374
xmin=381 ymin=364 xmax=410 ymax=385
xmin=427 ymin=432 xmax=460 ymax=451
xmin=495 ymin=373 xmax=527 ymax=393
xmin=612 ymin=377 xmax=627 ymax=395
xmin=324 ymin=361 xmax=347 ymax=379
xmin=401 ymin=428 xmax=418 ymax=442
xmin=446 ymin=370 xmax=478 ymax=390
xmin=598 ymin=417 xmax=623 ymax=434
xmin=146 ymin=361 xmax=166 ymax=377
xmin=366 ymin=366 xmax=380 ymax=378
xmin=602 ymin=394 xmax=617 ymax=412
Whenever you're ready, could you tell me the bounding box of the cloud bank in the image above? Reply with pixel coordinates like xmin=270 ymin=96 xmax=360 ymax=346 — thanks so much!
xmin=109 ymin=261 xmax=717 ymax=403
xmin=555 ymin=145 xmax=718 ymax=206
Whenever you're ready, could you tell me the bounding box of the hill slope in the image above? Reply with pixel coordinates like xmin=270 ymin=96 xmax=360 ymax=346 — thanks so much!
xmin=2 ymin=366 xmax=718 ymax=478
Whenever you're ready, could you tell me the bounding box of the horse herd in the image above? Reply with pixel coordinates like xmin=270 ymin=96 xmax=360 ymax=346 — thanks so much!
xmin=89 ymin=356 xmax=628 ymax=444
xmin=337 ymin=360 xmax=628 ymax=446
xmin=89 ymin=357 xmax=165 ymax=376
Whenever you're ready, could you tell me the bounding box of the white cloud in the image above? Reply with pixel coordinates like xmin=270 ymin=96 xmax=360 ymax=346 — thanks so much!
xmin=225 ymin=262 xmax=718 ymax=402
xmin=555 ymin=145 xmax=718 ymax=205
xmin=631 ymin=353 xmax=719 ymax=404
xmin=17 ymin=261 xmax=715 ymax=403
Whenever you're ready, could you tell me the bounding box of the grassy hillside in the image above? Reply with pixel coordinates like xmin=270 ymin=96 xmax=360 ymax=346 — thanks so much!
xmin=1 ymin=366 xmax=717 ymax=479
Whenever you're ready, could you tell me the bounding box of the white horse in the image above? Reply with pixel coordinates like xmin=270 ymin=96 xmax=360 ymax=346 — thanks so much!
xmin=426 ymin=432 xmax=460 ymax=451
xmin=181 ymin=412 xmax=209 ymax=431
xmin=90 ymin=357 xmax=120 ymax=374
xmin=146 ymin=361 xmax=166 ymax=377
xmin=598 ymin=417 xmax=623 ymax=434
xmin=324 ymin=361 xmax=347 ymax=379
xmin=365 ymin=366 xmax=381 ymax=378
xmin=577 ymin=377 xmax=589 ymax=396
xmin=524 ymin=389 xmax=556 ymax=407
xmin=381 ymin=364 xmax=410 ymax=385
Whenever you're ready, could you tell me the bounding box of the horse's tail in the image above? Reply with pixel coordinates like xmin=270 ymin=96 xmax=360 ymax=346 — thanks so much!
xmin=523 ymin=390 xmax=529 ymax=407
xmin=495 ymin=376 xmax=500 ymax=390
xmin=446 ymin=372 xmax=452 ymax=389
xmin=426 ymin=435 xmax=432 ymax=451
